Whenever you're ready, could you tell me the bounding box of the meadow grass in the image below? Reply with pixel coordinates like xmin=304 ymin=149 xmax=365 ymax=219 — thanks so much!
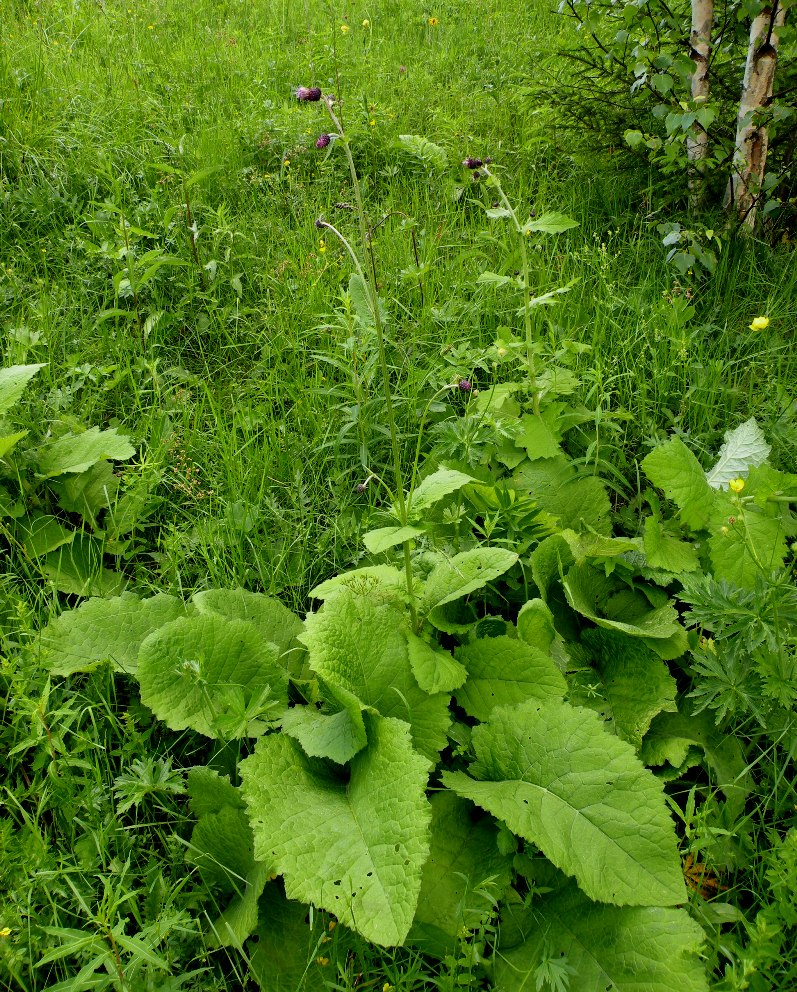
xmin=2 ymin=0 xmax=796 ymax=989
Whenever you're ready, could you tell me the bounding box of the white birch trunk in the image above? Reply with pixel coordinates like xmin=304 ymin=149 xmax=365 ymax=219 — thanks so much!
xmin=688 ymin=0 xmax=713 ymax=169
xmin=725 ymin=4 xmax=788 ymax=229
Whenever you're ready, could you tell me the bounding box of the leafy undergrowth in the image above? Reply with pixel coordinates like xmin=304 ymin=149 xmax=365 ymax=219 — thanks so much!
xmin=10 ymin=386 xmax=795 ymax=991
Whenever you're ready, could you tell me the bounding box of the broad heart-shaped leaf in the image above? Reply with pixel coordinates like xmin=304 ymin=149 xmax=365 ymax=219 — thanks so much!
xmin=442 ymin=699 xmax=686 ymax=906
xmin=409 ymin=793 xmax=513 ymax=958
xmin=642 ymin=436 xmax=713 ymax=531
xmin=420 ymin=547 xmax=518 ymax=613
xmin=309 ymin=564 xmax=405 ymax=602
xmin=138 ymin=614 xmax=289 ymax=739
xmin=563 ymin=563 xmax=682 ymax=641
xmin=408 ymin=467 xmax=477 ymax=518
xmin=280 ymin=704 xmax=368 ymax=764
xmin=567 ymin=628 xmax=678 ymax=749
xmin=454 ymin=636 xmax=567 ymax=721
xmin=248 ymin=886 xmax=354 ymax=992
xmin=300 ymin=588 xmax=450 ymax=761
xmin=191 ymin=588 xmax=302 ymax=656
xmin=513 ymin=456 xmax=612 ymax=535
xmin=187 ymin=766 xmax=245 ymax=817
xmin=38 ymin=592 xmax=191 ymax=676
xmin=240 ymin=715 xmax=432 ymax=947
xmin=706 ymin=418 xmax=770 ymax=489
xmin=188 ymin=804 xmax=272 ymax=948
xmin=36 ymin=426 xmax=135 ymax=477
xmin=0 ymin=363 xmax=45 ymax=417
xmin=495 ymin=882 xmax=708 ymax=992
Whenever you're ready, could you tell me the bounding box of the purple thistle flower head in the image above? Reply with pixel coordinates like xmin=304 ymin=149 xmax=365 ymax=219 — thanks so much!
xmin=295 ymin=86 xmax=322 ymax=102
xmin=315 ymin=133 xmax=332 ymax=149
xmin=315 ymin=217 xmax=327 ymax=229
xmin=462 ymin=157 xmax=484 ymax=169
xmin=457 ymin=379 xmax=473 ymax=392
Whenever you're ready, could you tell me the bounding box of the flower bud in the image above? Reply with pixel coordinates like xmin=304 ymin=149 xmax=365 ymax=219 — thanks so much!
xmin=457 ymin=379 xmax=473 ymax=392
xmin=462 ymin=157 xmax=484 ymax=169
xmin=295 ymin=86 xmax=322 ymax=102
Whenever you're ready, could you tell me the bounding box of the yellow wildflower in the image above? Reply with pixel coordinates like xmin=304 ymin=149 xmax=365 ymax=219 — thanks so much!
xmin=0 ymin=927 xmax=11 ymax=937
xmin=729 ymin=478 xmax=745 ymax=494
xmin=319 ymin=239 xmax=326 ymax=253
xmin=749 ymin=315 xmax=770 ymax=331
xmin=340 ymin=24 xmax=350 ymax=33
xmin=428 ymin=17 xmax=439 ymax=26
xmin=362 ymin=19 xmax=370 ymax=27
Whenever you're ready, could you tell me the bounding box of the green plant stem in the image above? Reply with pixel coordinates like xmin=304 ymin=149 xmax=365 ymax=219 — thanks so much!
xmin=322 ymin=99 xmax=418 ymax=627
xmin=482 ymin=167 xmax=540 ymax=415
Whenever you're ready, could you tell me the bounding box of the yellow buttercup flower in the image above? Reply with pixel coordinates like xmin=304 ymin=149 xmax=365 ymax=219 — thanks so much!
xmin=749 ymin=315 xmax=770 ymax=331
xmin=362 ymin=19 xmax=370 ymax=27
xmin=0 ymin=927 xmax=11 ymax=937
xmin=729 ymin=478 xmax=745 ymax=494
xmin=340 ymin=24 xmax=350 ymax=33
xmin=428 ymin=16 xmax=439 ymax=26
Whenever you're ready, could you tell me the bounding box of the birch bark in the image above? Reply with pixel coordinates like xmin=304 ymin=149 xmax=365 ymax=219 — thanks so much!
xmin=688 ymin=0 xmax=714 ymax=178
xmin=725 ymin=3 xmax=788 ymax=229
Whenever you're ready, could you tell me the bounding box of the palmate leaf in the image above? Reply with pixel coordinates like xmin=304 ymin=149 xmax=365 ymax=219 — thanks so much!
xmin=409 ymin=793 xmax=513 ymax=957
xmin=495 ymin=882 xmax=708 ymax=992
xmin=454 ymin=635 xmax=566 ymax=721
xmin=442 ymin=699 xmax=685 ymax=907
xmin=240 ymin=715 xmax=432 ymax=947
xmin=300 ymin=588 xmax=451 ymax=761
xmin=38 ymin=592 xmax=192 ymax=676
xmin=138 ymin=614 xmax=289 ymax=739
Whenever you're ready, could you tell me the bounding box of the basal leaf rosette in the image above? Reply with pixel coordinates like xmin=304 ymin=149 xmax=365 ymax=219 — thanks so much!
xmin=442 ymin=698 xmax=686 ymax=907
xmin=240 ymin=714 xmax=432 ymax=947
xmin=138 ymin=614 xmax=289 ymax=739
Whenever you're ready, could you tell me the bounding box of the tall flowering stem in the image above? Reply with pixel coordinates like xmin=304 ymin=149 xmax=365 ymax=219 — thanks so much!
xmin=481 ymin=167 xmax=540 ymax=415
xmin=319 ymin=96 xmax=417 ymax=626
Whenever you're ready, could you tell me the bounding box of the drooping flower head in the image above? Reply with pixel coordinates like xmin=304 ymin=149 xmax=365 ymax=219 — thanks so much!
xmin=457 ymin=379 xmax=473 ymax=392
xmin=315 ymin=133 xmax=332 ymax=149
xmin=462 ymin=157 xmax=483 ymax=169
xmin=295 ymin=86 xmax=322 ymax=102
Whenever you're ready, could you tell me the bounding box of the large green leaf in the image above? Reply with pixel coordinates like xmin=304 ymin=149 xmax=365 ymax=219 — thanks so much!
xmin=50 ymin=460 xmax=119 ymax=527
xmin=240 ymin=715 xmax=432 ymax=947
xmin=567 ymin=628 xmax=678 ymax=749
xmin=409 ymin=793 xmax=513 ymax=957
xmin=642 ymin=437 xmax=713 ymax=530
xmin=708 ymin=493 xmax=788 ymax=590
xmin=405 ymin=630 xmax=468 ymax=694
xmin=409 ymin=467 xmax=477 ymax=518
xmin=442 ymin=699 xmax=686 ymax=906
xmin=41 ymin=534 xmax=127 ymax=597
xmin=300 ymin=589 xmax=450 ymax=761
xmin=138 ymin=614 xmax=288 ymax=738
xmin=454 ymin=636 xmax=567 ymax=721
xmin=36 ymin=426 xmax=135 ymax=477
xmin=514 ymin=457 xmax=612 ymax=535
xmin=641 ymin=706 xmax=753 ymax=818
xmin=191 ymin=588 xmax=302 ymax=656
xmin=280 ymin=704 xmax=368 ymax=764
xmin=248 ymin=887 xmax=352 ymax=992
xmin=643 ymin=513 xmax=700 ymax=574
xmin=0 ymin=363 xmax=45 ymax=418
xmin=38 ymin=592 xmax=191 ymax=676
xmin=420 ymin=547 xmax=518 ymax=613
xmin=495 ymin=882 xmax=708 ymax=992
xmin=563 ymin=563 xmax=682 ymax=641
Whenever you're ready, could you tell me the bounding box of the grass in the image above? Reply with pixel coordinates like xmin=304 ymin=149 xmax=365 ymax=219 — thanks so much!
xmin=1 ymin=0 xmax=796 ymax=989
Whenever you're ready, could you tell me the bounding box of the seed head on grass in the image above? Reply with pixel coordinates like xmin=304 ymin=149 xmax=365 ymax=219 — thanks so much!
xmin=295 ymin=86 xmax=322 ymax=102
